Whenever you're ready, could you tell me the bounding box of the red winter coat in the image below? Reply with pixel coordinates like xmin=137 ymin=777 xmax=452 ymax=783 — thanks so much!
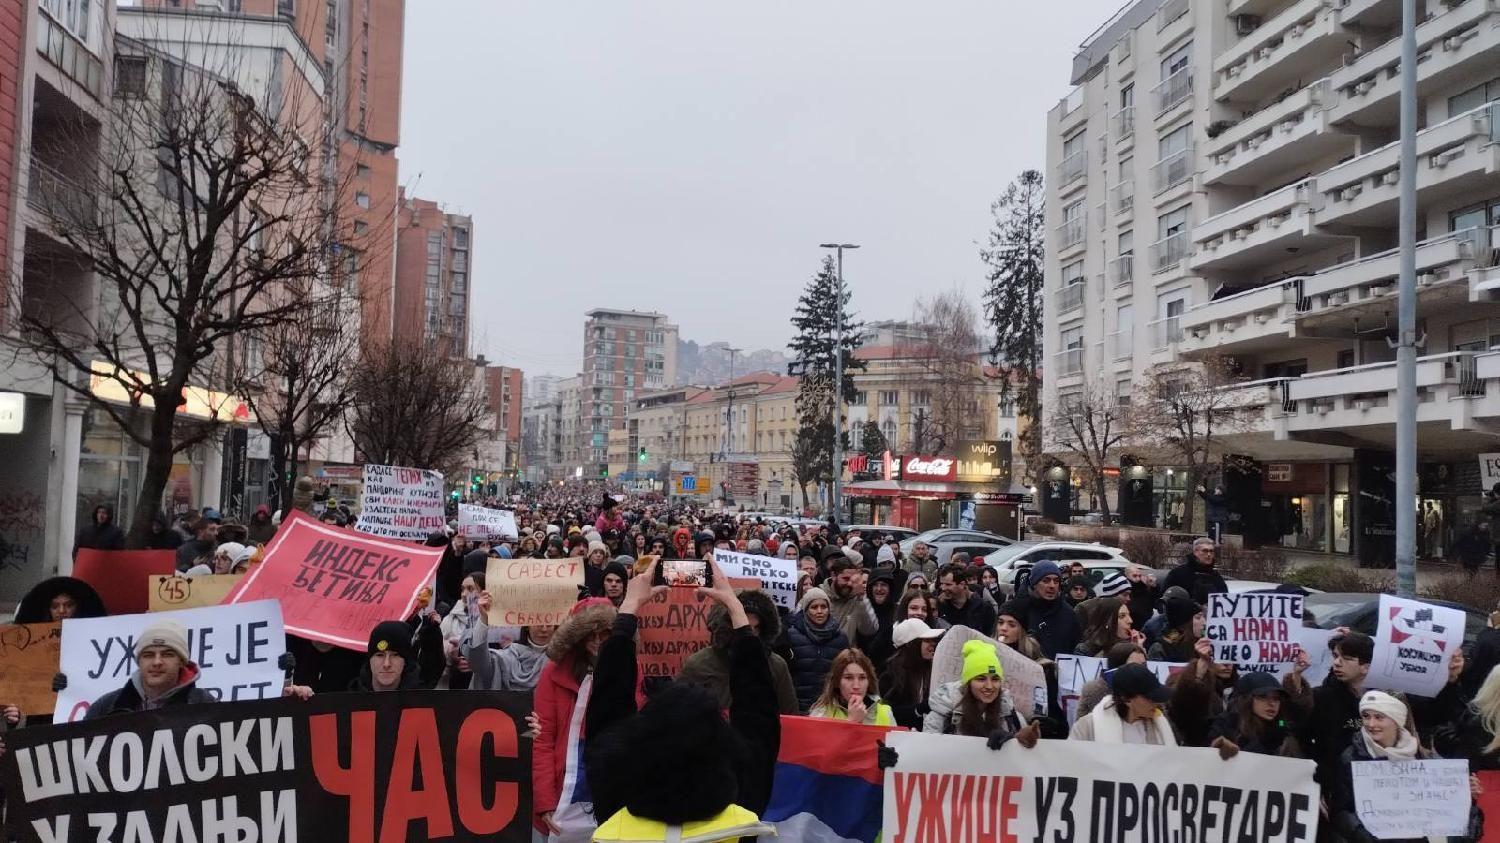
xmin=532 ymin=655 xmax=585 ymax=826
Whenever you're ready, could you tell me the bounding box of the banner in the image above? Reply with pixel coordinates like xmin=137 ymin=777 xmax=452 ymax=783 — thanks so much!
xmin=763 ymin=716 xmax=892 ymax=843
xmin=1205 ymin=593 xmax=1303 ymax=668
xmin=1352 ymin=758 xmax=1468 ymax=839
xmin=0 ymin=623 xmax=62 ymax=715
xmin=53 ymin=600 xmax=286 ymax=722
xmin=224 ymin=511 xmax=443 ymax=650
xmin=71 ymin=549 xmax=177 ymax=615
xmin=882 ymin=731 xmax=1321 ymax=842
xmin=1055 ymin=655 xmax=1185 ymax=725
xmin=148 ymin=573 xmax=243 ymax=611
xmin=931 ymin=626 xmax=1047 ymax=718
xmin=458 ymin=504 xmax=518 ymax=540
xmin=714 ymin=548 xmax=798 ymax=610
xmin=1478 ymin=771 xmax=1500 ymax=843
xmin=484 ymin=558 xmax=583 ymax=627
xmin=635 ymin=577 xmax=757 ymax=678
xmin=355 ymin=464 xmax=446 ymax=540
xmin=2 ymin=690 xmax=533 ymax=843
xmin=1369 ymin=594 xmax=1466 ymax=697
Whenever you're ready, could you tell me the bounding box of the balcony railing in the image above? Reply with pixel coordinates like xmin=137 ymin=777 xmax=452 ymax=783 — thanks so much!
xmin=1057 ymin=213 xmax=1086 ymax=249
xmin=1112 ymin=106 xmax=1135 ymax=139
xmin=1157 ymin=0 xmax=1189 ymax=31
xmin=37 ymin=11 xmax=103 ymax=99
xmin=1110 ymin=330 xmax=1134 ymax=361
xmin=1055 ymin=348 xmax=1084 ymax=376
xmin=1149 ymin=316 xmax=1183 ymax=350
xmin=1151 ymin=231 xmax=1188 ymax=272
xmin=1110 ymin=180 xmax=1135 ymax=214
xmin=27 ymin=161 xmax=97 ymax=224
xmin=1151 ymin=146 xmax=1194 ymax=193
xmin=1057 ymin=282 xmax=1086 ymax=313
xmin=1153 ymin=66 xmax=1193 ymax=113
xmin=1058 ymin=150 xmax=1087 ymax=185
xmin=1111 ymin=253 xmax=1135 ymax=286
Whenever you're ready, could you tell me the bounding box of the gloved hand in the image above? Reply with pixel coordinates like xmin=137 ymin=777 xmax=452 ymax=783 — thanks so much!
xmin=876 ymin=741 xmax=900 ymax=769
xmin=51 ymin=673 xmax=67 ymax=692
xmin=1015 ymin=721 xmax=1042 ymax=749
xmin=277 ymin=653 xmax=297 ymax=673
xmin=986 ymin=729 xmax=1013 ymax=751
xmin=1211 ymin=736 xmax=1239 ymax=760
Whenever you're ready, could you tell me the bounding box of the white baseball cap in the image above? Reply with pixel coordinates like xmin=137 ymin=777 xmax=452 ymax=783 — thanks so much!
xmin=892 ymin=618 xmax=945 ymax=649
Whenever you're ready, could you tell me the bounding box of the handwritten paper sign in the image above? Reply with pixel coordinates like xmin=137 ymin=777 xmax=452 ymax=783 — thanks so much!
xmin=354 ymin=463 xmax=445 ymax=540
xmin=484 ymin=557 xmax=583 ymax=627
xmin=458 ymin=504 xmax=518 ymax=540
xmin=1205 ymin=592 xmax=1303 ymax=667
xmin=147 ymin=574 xmax=242 ymax=611
xmin=0 ymin=623 xmax=62 ymax=714
xmin=1352 ymin=759 xmax=1469 ymax=839
xmin=223 ymin=511 xmax=443 ymax=650
xmin=713 ymin=548 xmax=798 ymax=610
xmin=636 ymin=577 xmax=758 ymax=678
xmin=1055 ymin=654 xmax=1185 ymax=724
xmin=1369 ymin=594 xmax=1466 ymax=697
xmin=54 ymin=601 xmax=286 ymax=722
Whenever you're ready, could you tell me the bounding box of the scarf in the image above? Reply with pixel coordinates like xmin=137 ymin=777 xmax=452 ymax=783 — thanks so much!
xmin=1091 ymin=695 xmax=1179 ymax=746
xmin=1361 ymin=727 xmax=1420 ymax=761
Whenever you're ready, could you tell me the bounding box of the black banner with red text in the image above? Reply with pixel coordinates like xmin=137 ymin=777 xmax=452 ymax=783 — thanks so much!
xmin=1 ymin=690 xmax=533 ymax=843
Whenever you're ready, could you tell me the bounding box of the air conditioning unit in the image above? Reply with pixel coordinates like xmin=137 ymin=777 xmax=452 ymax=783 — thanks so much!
xmin=1340 ymin=186 xmax=1362 ymax=201
xmin=1354 ymin=398 xmax=1372 ymax=411
xmin=1418 ymin=272 xmax=1438 ymax=286
xmin=1330 ymin=291 xmax=1350 ymax=305
xmin=1356 ymin=79 xmax=1376 ymax=95
xmin=1254 ymin=313 xmax=1270 ymax=324
xmin=1381 ymin=171 xmax=1399 ymax=186
xmin=1316 ymin=401 xmax=1333 ymax=415
xmin=1233 ymin=14 xmax=1263 ymax=35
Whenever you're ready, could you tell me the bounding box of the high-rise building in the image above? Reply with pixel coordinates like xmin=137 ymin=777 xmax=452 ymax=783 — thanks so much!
xmin=393 ymin=190 xmax=472 ymax=356
xmin=482 ymin=363 xmax=523 ymax=471
xmin=581 ymin=309 xmax=678 ymax=476
xmin=1045 ymin=0 xmax=1500 ymax=561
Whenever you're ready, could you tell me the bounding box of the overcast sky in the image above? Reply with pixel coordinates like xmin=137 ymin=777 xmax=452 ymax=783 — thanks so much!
xmin=399 ymin=1 xmax=1124 ymax=378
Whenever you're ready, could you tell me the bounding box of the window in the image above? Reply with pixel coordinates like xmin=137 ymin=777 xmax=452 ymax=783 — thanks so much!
xmin=277 ymin=0 xmax=295 ymax=19
xmin=454 ymin=228 xmax=469 ymax=249
xmin=911 ymin=390 xmax=931 ymax=407
xmin=1159 ymin=123 xmax=1190 ymax=159
xmin=114 ymin=55 xmax=147 ymax=96
xmin=1161 ymin=42 xmax=1191 ymax=78
xmin=1063 ymin=260 xmax=1085 ymax=286
xmin=850 ymin=391 xmax=866 ymax=406
xmin=1121 ymin=85 xmax=1134 ymax=109
xmin=356 ymin=164 xmax=371 ymax=178
xmin=1060 ymin=326 xmax=1083 ymax=351
xmin=879 ymin=390 xmax=899 ymax=406
xmin=998 ymin=400 xmax=1015 ymax=418
xmin=1116 ymin=379 xmax=1133 ymax=408
xmin=353 ymin=220 xmax=368 ymax=234
xmin=881 ymin=419 xmax=898 ymax=444
xmin=1449 ymin=77 xmax=1500 ymax=117
xmin=1450 ymin=198 xmax=1500 ymax=232
xmin=355 ymin=192 xmax=370 ymax=209
xmin=1118 ymin=230 xmax=1134 ymax=257
xmin=1158 ymin=205 xmax=1189 ymax=240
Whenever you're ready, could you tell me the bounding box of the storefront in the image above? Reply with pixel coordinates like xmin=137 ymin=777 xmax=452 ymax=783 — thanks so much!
xmin=844 ymin=442 xmax=1028 ymax=537
xmin=1417 ymin=459 xmax=1486 ymax=561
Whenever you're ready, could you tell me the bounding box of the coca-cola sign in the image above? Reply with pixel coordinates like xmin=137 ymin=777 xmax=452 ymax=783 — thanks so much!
xmin=902 ymin=455 xmax=956 ymax=481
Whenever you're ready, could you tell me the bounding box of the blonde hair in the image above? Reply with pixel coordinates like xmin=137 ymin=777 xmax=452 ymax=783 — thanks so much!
xmin=1475 ymin=665 xmax=1500 ymax=755
xmin=812 ymin=648 xmax=880 ymax=714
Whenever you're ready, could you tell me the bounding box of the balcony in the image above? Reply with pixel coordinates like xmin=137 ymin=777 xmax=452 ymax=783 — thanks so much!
xmin=1110 ymin=329 xmax=1134 ymax=361
xmin=1204 ymin=79 xmax=1353 ymax=186
xmin=1110 ymin=180 xmax=1135 ymax=215
xmin=1192 ymin=179 xmax=1341 ymax=271
xmin=1112 ymin=106 xmax=1135 ymax=141
xmin=1218 ymin=377 xmax=1300 ymax=437
xmin=26 ymin=161 xmax=97 ymax=226
xmin=1057 ymin=213 xmax=1087 ymax=251
xmin=1151 ymin=146 xmax=1195 ymax=194
xmin=1058 ymin=149 xmax=1088 ymax=187
xmin=1151 ymin=231 xmax=1189 ymax=273
xmin=1283 ymin=352 xmax=1500 ymax=438
xmin=1149 ymin=315 xmax=1184 ymax=350
xmin=1213 ymin=0 xmax=1349 ymax=104
xmin=37 ymin=10 xmax=104 ymax=100
xmin=1329 ymin=0 xmax=1500 ymax=128
xmin=1157 ymin=0 xmax=1190 ymax=30
xmin=1178 ymin=282 xmax=1298 ymax=356
xmin=1315 ymin=103 xmax=1500 ymax=229
xmin=1055 ymin=348 xmax=1084 ymax=377
xmin=1057 ymin=282 xmax=1086 ymax=314
xmin=1110 ymin=253 xmax=1135 ymax=287
xmin=1297 ymin=231 xmax=1481 ymax=328
xmin=1153 ymin=67 xmax=1194 ymax=116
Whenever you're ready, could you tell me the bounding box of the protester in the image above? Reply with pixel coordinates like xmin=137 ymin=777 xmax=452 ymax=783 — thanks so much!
xmin=809 ymin=649 xmax=895 ymax=726
xmin=1069 ymin=663 xmax=1177 ymax=745
xmin=1014 ymin=561 xmax=1081 ymax=658
xmin=73 ymin=503 xmax=125 ymax=555
xmin=924 ymin=640 xmax=1038 ymax=746
xmin=1120 ymin=565 xmax=1157 ymax=631
xmin=1064 ymin=575 xmax=1093 ymax=607
xmin=862 ymin=570 xmax=899 ymax=668
xmin=1161 ymin=537 xmax=1228 ymax=605
xmin=1411 ymin=646 xmax=1469 ymax=744
xmin=1145 ymin=597 xmax=1202 ymax=662
xmin=145 ymin=512 xmax=183 ymax=550
xmin=76 ymin=620 xmax=216 ymax=718
xmin=994 ymin=599 xmax=1045 ymax=662
xmin=824 ymin=557 xmax=878 ymax=643
xmin=246 ymin=504 xmax=276 ymax=544
xmin=348 ymin=620 xmax=428 ymax=692
xmin=1165 ymin=638 xmax=1234 ymax=747
xmin=782 ymin=587 xmax=851 ymax=712
xmin=679 ymin=589 xmax=799 ymax=715
xmin=1075 ymin=642 xmax=1146 ymax=718
xmin=880 ymin=619 xmax=943 ymax=730
xmin=1207 ymin=672 xmax=1304 ymax=758
xmin=905 ymin=541 xmax=939 ymax=577
xmin=1436 ymin=664 xmax=1500 ymax=783
xmin=462 ymin=589 xmax=550 ymax=692
xmin=1467 ymin=607 xmax=1500 ymax=697
xmin=978 ymin=566 xmax=1005 ymax=604
xmin=601 ymin=560 xmax=630 ymax=607
xmin=14 ymin=576 xmax=107 ymax=623
xmin=1297 ymin=631 xmax=1374 ymax=784
xmin=1073 ymin=597 xmax=1140 ymax=657
xmin=896 ymin=588 xmax=947 ymax=630
xmin=936 ymin=563 xmax=998 ymax=635
xmin=1328 ymin=692 xmax=1440 ymax=843
xmin=533 ymin=597 xmax=616 ymax=836
xmin=174 ymin=516 xmax=218 ymax=572
xmin=439 ymin=572 xmax=485 ymax=689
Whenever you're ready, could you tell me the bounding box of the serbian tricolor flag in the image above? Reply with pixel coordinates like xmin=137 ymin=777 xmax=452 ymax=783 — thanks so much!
xmin=760 ymin=716 xmax=894 ymax=843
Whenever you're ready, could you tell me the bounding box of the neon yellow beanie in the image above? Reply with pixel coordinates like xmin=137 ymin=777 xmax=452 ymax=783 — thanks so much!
xmin=960 ymin=639 xmax=1004 ymax=685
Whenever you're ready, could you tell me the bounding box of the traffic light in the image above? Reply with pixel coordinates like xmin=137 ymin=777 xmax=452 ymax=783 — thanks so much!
xmin=601 ymin=467 xmax=610 ymax=478
xmin=638 ymin=447 xmax=648 ymax=464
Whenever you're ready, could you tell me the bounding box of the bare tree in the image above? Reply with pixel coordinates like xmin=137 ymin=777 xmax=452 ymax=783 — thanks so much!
xmin=904 ymin=290 xmax=986 ymax=454
xmin=1050 ymin=380 xmax=1128 ymax=524
xmin=16 ymin=35 xmax=360 ymax=546
xmin=1130 ymin=356 xmax=1251 ymax=530
xmin=344 ymin=340 xmax=490 ymax=478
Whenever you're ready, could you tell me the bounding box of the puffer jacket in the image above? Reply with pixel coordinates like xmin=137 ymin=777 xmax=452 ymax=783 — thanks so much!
xmin=677 ymin=589 xmax=799 ymax=714
xmin=532 ymin=600 xmax=617 ymax=829
xmin=921 ymin=679 xmax=1026 ymax=737
xmin=780 ymin=611 xmax=850 ymax=712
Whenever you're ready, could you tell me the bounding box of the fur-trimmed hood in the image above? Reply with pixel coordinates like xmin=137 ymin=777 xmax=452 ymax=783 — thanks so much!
xmin=706 ymin=589 xmax=780 ymax=650
xmin=546 ymin=601 xmax=617 ymax=664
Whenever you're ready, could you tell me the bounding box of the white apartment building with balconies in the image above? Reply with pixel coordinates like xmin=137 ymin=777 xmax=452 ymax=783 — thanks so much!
xmin=1044 ymin=0 xmax=1500 ymax=563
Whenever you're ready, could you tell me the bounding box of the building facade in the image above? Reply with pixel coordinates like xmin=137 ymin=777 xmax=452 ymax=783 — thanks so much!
xmin=1044 ymin=0 xmax=1500 ymax=561
xmin=394 ymin=190 xmax=472 ymax=356
xmin=482 ymin=362 xmax=523 ymax=473
xmin=581 ymin=309 xmax=678 ymax=477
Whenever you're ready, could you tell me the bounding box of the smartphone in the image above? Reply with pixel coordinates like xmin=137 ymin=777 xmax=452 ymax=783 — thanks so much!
xmin=654 ymin=559 xmax=713 ymax=588
xmin=464 ymin=592 xmax=478 ymax=616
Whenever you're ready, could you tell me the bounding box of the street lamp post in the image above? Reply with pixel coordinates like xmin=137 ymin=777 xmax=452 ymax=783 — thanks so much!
xmin=1394 ymin=0 xmax=1418 ymax=597
xmin=820 ymin=242 xmax=859 ymax=525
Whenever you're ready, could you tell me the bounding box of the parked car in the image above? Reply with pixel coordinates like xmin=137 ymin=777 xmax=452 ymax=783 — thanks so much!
xmin=898 ymin=529 xmax=1015 ymax=566
xmin=984 ymin=541 xmax=1132 ymax=585
xmin=1302 ymin=592 xmax=1486 ymax=651
xmin=843 ymin=524 xmax=920 ymax=543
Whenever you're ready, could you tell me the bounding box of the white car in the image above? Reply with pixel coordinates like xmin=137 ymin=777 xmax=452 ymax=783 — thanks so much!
xmin=984 ymin=541 xmax=1132 ymax=585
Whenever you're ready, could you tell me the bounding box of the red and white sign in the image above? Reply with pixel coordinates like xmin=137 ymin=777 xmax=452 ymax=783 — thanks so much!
xmin=902 ymin=455 xmax=957 ymax=481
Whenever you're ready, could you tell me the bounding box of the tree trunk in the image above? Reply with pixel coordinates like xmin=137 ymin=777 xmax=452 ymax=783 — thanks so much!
xmin=127 ymin=407 xmax=181 ymax=548
xmin=1095 ymin=473 xmax=1113 ymax=525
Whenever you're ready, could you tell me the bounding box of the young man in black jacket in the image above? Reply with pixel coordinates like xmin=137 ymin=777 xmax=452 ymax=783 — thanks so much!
xmin=1290 ymin=631 xmax=1373 ymax=785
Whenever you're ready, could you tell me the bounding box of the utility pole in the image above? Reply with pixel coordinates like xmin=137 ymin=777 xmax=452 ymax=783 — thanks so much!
xmin=820 ymin=243 xmax=859 ymax=524
xmin=722 ymin=347 xmax=741 ymax=504
xmin=1394 ymin=0 xmax=1418 ymax=597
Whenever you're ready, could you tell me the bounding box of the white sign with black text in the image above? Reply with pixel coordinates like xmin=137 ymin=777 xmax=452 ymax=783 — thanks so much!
xmin=713 ymin=548 xmax=798 ymax=610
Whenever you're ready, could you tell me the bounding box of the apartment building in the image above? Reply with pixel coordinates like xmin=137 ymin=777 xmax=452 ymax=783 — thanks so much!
xmin=671 ymin=372 xmax=798 ymax=508
xmin=581 ymin=309 xmax=678 ymax=476
xmin=556 ymin=375 xmax=583 ymax=478
xmin=1044 ymin=0 xmax=1500 ymax=562
xmin=479 ymin=362 xmax=522 ymax=473
xmin=394 ymin=190 xmax=472 ymax=356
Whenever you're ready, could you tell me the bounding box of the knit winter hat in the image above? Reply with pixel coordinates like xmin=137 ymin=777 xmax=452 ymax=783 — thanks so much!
xmin=1096 ymin=572 xmax=1131 ymax=598
xmin=367 ymin=620 xmax=416 ymax=662
xmin=798 ymin=587 xmax=831 ymax=612
xmin=997 ymin=599 xmax=1030 ymax=632
xmin=588 ymin=540 xmax=609 ymax=557
xmin=1165 ymin=597 xmax=1201 ymax=630
xmin=136 ymin=620 xmax=190 ymax=663
xmin=1029 ymin=560 xmax=1062 ymax=590
xmin=960 ymin=639 xmax=1004 ymax=685
xmin=1359 ymin=690 xmax=1409 ymax=727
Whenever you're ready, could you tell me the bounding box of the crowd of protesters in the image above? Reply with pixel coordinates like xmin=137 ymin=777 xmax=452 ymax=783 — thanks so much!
xmin=8 ymin=481 xmax=1500 ymax=841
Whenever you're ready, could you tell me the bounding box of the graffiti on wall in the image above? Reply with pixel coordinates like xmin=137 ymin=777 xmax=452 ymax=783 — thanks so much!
xmin=0 ymin=491 xmax=45 ymax=574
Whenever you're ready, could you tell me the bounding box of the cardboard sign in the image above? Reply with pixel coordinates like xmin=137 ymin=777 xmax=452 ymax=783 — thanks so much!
xmin=713 ymin=548 xmax=797 ymax=610
xmin=0 ymin=622 xmax=62 ymax=715
xmin=1368 ymin=594 xmax=1466 ymax=697
xmin=70 ymin=549 xmax=177 ymax=615
xmin=1055 ymin=654 xmax=1185 ymax=725
xmin=223 ymin=511 xmax=444 ymax=650
xmin=54 ymin=600 xmax=286 ymax=722
xmin=2 ymin=690 xmax=534 ymax=843
xmin=636 ymin=576 xmax=758 ymax=678
xmin=1479 ymin=453 xmax=1500 ymax=490
xmin=930 ymin=626 xmax=1047 ymax=719
xmin=882 ymin=732 xmax=1321 ymax=841
xmin=147 ymin=573 xmax=242 ymax=611
xmin=1352 ymin=759 xmax=1469 ymax=839
xmin=484 ymin=558 xmax=583 ymax=627
xmin=459 ymin=504 xmax=519 ymax=540
xmin=1205 ymin=593 xmax=1303 ymax=667
xmin=354 ymin=463 xmax=446 ymax=540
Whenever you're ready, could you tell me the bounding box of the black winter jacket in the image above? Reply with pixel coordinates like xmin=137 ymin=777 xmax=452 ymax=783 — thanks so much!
xmin=84 ymin=666 xmax=217 ymax=719
xmin=1328 ymin=735 xmax=1433 ymax=843
xmin=1296 ymin=677 xmax=1363 ymax=785
xmin=1161 ymin=556 xmax=1228 ymax=605
xmin=781 ymin=611 xmax=850 ymax=712
xmin=1017 ymin=594 xmax=1081 ymax=659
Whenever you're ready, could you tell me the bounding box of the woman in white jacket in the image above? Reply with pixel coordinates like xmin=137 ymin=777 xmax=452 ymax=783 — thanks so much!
xmin=923 ymin=640 xmax=1037 ymax=747
xmin=1069 ymin=663 xmax=1178 ymax=745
